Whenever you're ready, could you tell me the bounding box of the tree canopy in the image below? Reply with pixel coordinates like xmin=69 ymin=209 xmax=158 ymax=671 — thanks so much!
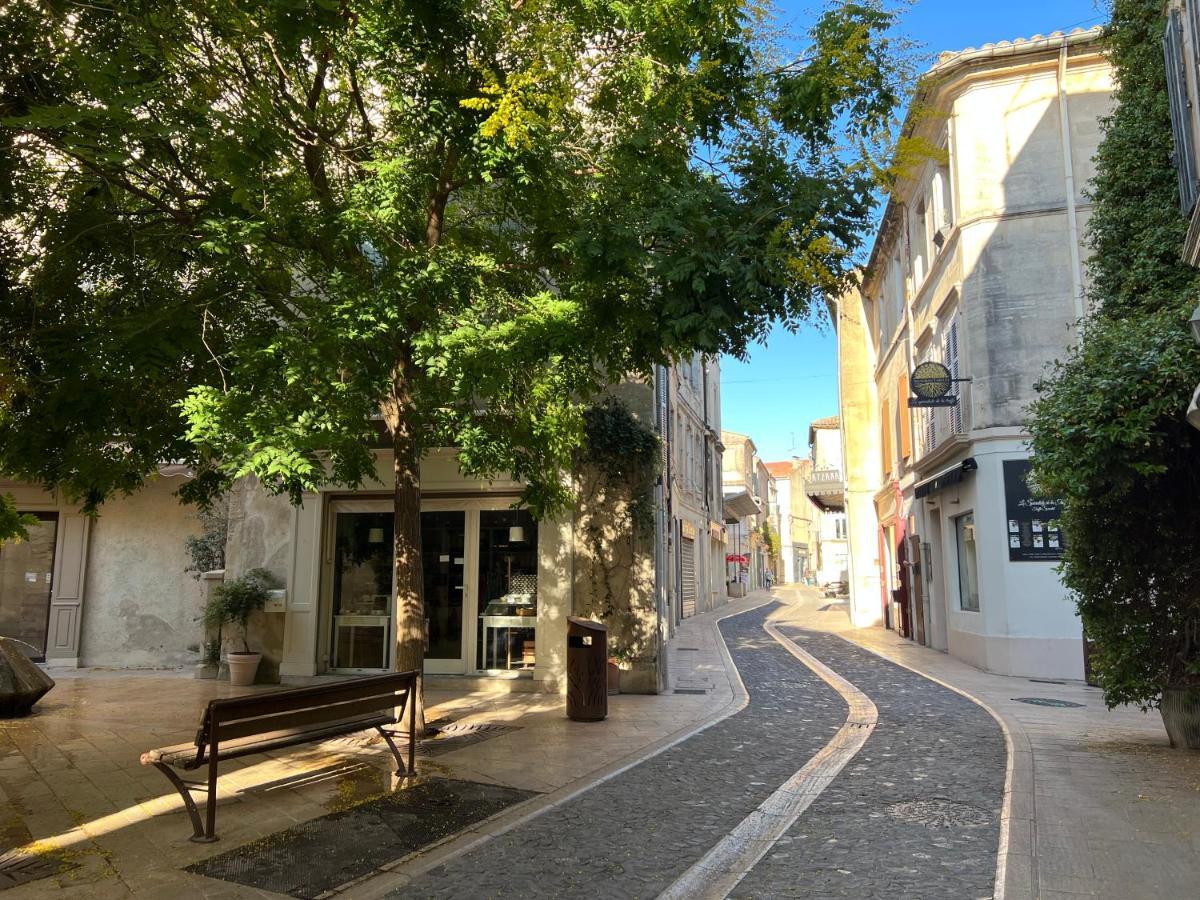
xmin=1028 ymin=0 xmax=1200 ymax=708
xmin=1 ymin=0 xmax=906 ymax=537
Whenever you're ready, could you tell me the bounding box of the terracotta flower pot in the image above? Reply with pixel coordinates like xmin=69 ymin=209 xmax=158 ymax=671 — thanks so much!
xmin=227 ymin=652 xmax=262 ymax=687
xmin=1160 ymin=688 xmax=1200 ymax=749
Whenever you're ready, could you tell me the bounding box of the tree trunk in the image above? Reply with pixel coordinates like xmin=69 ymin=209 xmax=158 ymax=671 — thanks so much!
xmin=383 ymin=349 xmax=426 ymax=735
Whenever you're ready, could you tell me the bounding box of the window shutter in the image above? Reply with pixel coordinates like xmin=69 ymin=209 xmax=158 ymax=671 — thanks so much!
xmin=898 ymin=375 xmax=912 ymax=460
xmin=1165 ymin=9 xmax=1199 ymax=215
xmin=1189 ymin=0 xmax=1200 ymax=110
xmin=657 ymin=367 xmax=670 ymax=473
xmin=946 ymin=320 xmax=964 ymax=435
xmin=881 ymin=398 xmax=893 ymax=478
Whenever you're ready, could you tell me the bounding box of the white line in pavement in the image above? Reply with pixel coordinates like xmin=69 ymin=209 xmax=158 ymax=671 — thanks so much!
xmin=826 ymin=630 xmax=1019 ymax=900
xmin=339 ymin=593 xmax=780 ymax=900
xmin=657 ymin=618 xmax=878 ymax=900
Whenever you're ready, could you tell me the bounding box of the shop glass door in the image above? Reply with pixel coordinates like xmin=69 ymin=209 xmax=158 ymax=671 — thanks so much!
xmin=476 ymin=510 xmax=538 ymax=672
xmin=0 ymin=514 xmax=58 ymax=660
xmin=330 ymin=510 xmax=394 ymax=671
xmin=422 ymin=510 xmax=467 ymax=674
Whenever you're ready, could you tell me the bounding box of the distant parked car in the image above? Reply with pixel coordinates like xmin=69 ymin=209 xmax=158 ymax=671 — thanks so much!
xmin=823 ymin=581 xmax=847 ymax=598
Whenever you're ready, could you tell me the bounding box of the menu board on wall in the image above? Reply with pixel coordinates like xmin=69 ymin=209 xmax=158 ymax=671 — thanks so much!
xmin=1003 ymin=459 xmax=1065 ymax=562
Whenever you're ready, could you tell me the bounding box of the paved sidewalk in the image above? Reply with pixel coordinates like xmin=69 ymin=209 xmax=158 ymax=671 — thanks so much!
xmin=357 ymin=598 xmax=1008 ymax=899
xmin=734 ymin=625 xmax=1005 ymax=898
xmin=776 ymin=584 xmax=1200 ymax=900
xmin=380 ymin=603 xmax=850 ymax=898
xmin=0 ymin=600 xmax=751 ymax=898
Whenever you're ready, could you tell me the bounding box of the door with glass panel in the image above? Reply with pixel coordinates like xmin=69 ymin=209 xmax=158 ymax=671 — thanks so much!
xmin=327 ymin=501 xmax=469 ymax=674
xmin=421 ymin=510 xmax=467 ymax=674
xmin=329 ymin=506 xmax=394 ymax=672
xmin=476 ymin=509 xmax=538 ymax=673
xmin=0 ymin=514 xmax=58 ymax=660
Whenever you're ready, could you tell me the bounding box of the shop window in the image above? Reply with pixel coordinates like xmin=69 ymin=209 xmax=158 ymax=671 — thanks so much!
xmin=0 ymin=513 xmax=58 ymax=660
xmin=477 ymin=509 xmax=538 ymax=671
xmin=955 ymin=512 xmax=980 ymax=612
xmin=330 ymin=511 xmax=394 ymax=670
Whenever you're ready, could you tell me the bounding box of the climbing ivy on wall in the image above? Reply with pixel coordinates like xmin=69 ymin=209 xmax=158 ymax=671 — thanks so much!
xmin=1028 ymin=0 xmax=1200 ymax=709
xmin=580 ymin=397 xmax=661 ymax=539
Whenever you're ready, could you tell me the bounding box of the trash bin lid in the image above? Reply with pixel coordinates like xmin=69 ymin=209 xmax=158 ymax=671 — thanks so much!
xmin=566 ymin=616 xmax=607 ymax=633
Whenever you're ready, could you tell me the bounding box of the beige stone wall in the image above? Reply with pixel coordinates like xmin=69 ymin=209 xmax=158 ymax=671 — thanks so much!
xmin=571 ymin=381 xmax=664 ymax=693
xmin=221 ymin=477 xmax=295 ymax=682
xmin=834 ymin=288 xmax=884 ymax=625
xmin=79 ymin=478 xmax=206 ymax=668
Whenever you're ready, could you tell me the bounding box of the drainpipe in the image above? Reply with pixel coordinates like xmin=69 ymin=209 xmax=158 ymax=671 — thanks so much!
xmin=1058 ymin=44 xmax=1087 ymax=327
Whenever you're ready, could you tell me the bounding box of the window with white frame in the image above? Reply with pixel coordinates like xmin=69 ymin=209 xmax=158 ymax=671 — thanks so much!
xmin=955 ymin=512 xmax=980 ymax=612
xmin=911 ymin=197 xmax=928 ymax=287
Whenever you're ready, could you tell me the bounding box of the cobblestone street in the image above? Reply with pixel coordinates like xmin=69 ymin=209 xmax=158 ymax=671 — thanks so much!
xmin=387 ymin=600 xmax=1007 ymax=899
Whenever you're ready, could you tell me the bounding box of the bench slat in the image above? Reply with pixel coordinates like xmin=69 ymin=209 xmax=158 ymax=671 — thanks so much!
xmin=215 ymin=692 xmax=409 ymax=742
xmin=205 ymin=671 xmax=418 ymax=723
xmin=144 ymin=715 xmax=395 ymax=770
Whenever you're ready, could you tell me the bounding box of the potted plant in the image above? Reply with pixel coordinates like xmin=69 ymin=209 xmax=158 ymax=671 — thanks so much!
xmin=607 ymin=647 xmax=632 ymax=695
xmin=204 ymin=568 xmax=280 ymax=686
xmin=194 ymin=637 xmax=221 ymax=680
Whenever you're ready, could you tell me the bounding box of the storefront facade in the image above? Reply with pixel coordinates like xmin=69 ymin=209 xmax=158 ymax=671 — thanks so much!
xmin=221 ymin=449 xmax=579 ymax=691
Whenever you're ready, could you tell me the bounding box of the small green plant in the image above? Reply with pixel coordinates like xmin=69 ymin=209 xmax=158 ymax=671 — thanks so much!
xmin=184 ymin=498 xmax=228 ymax=578
xmin=203 ymin=636 xmax=222 ymax=666
xmin=204 ymin=568 xmax=281 ymax=653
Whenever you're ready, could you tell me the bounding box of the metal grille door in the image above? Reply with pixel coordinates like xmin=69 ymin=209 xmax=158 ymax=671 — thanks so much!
xmin=680 ymin=536 xmax=697 ymax=618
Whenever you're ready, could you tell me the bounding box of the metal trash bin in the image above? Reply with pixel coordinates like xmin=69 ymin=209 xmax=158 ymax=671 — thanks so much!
xmin=566 ymin=617 xmax=608 ymax=721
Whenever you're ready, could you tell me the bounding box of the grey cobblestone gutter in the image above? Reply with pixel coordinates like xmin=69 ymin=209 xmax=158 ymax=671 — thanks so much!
xmin=392 ymin=603 xmax=847 ymax=899
xmin=731 ymin=627 xmax=1006 ymax=899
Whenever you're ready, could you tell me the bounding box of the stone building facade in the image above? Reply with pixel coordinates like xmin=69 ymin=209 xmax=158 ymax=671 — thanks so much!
xmin=834 ymin=28 xmax=1112 ymax=679
xmin=662 ymin=356 xmax=726 ymax=622
xmin=1 ymin=363 xmax=721 ymax=695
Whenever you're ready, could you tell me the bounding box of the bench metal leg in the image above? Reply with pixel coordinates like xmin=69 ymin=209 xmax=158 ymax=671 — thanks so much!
xmin=377 ymin=726 xmax=414 ymax=778
xmin=151 ymin=763 xmax=213 ymax=842
xmin=204 ymin=749 xmax=220 ymax=841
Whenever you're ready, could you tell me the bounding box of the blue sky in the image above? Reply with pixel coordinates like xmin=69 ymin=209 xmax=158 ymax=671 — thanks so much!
xmin=719 ymin=0 xmax=1106 ymax=463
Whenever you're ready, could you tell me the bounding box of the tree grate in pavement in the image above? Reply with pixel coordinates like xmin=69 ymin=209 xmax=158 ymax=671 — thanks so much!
xmin=185 ymin=777 xmax=535 ymax=898
xmin=0 ymin=850 xmax=76 ymax=891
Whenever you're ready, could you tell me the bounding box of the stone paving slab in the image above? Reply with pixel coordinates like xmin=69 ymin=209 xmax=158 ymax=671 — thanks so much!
xmin=731 ymin=627 xmax=1005 ymax=899
xmin=775 ymin=584 xmax=1200 ymax=900
xmin=386 ymin=603 xmax=848 ymax=898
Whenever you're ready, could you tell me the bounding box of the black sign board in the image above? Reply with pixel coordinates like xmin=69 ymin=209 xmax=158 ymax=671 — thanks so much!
xmin=909 ymin=396 xmax=958 ymax=408
xmin=1003 ymin=459 xmax=1065 ymax=562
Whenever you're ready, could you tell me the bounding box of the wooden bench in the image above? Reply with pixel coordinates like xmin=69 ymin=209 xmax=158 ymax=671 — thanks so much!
xmin=140 ymin=670 xmax=418 ymax=842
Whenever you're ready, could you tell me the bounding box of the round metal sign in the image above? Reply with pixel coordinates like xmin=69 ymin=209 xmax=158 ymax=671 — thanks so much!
xmin=910 ymin=361 xmax=952 ymax=399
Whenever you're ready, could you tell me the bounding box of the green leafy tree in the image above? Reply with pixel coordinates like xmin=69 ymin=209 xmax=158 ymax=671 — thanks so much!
xmin=1 ymin=1 xmax=906 ymax=721
xmin=1028 ymin=0 xmax=1200 ymax=712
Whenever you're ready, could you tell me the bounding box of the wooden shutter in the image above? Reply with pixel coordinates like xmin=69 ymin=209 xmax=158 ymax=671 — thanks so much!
xmin=898 ymin=375 xmax=912 ymax=460
xmin=881 ymin=398 xmax=893 ymax=478
xmin=1165 ymin=9 xmax=1199 ymax=214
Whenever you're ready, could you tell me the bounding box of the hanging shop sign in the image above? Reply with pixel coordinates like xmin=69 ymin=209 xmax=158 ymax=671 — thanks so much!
xmin=1003 ymin=459 xmax=1066 ymax=562
xmin=908 ymin=360 xmax=970 ymax=408
xmin=725 ymin=554 xmax=749 ymax=564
